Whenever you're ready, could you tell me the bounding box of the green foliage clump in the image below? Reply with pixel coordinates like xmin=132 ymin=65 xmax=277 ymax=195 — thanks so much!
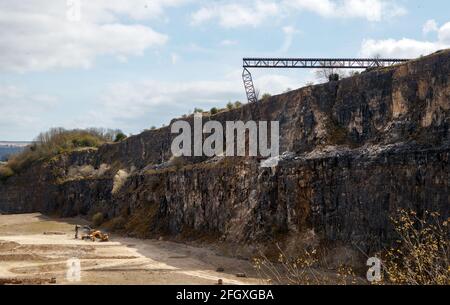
xmin=4 ymin=127 xmax=116 ymax=176
xmin=210 ymin=107 xmax=218 ymax=115
xmin=72 ymin=133 xmax=103 ymax=147
xmin=0 ymin=165 xmax=14 ymax=182
xmin=114 ymin=132 xmax=127 ymax=142
xmin=234 ymin=101 xmax=242 ymax=108
xmin=261 ymin=93 xmax=271 ymax=101
xmin=226 ymin=102 xmax=234 ymax=110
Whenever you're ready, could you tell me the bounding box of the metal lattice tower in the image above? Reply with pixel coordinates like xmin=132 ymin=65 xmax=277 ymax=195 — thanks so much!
xmin=242 ymin=67 xmax=258 ymax=104
xmin=242 ymin=57 xmax=410 ymax=103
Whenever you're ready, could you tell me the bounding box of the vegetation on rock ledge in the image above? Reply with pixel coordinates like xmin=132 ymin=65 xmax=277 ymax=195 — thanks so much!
xmin=0 ymin=128 xmax=122 ymax=181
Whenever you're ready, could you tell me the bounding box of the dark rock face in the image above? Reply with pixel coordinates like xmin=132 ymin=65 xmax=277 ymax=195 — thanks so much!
xmin=0 ymin=50 xmax=449 ymax=253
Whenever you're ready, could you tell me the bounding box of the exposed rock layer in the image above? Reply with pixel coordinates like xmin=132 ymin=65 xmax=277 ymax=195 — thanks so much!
xmin=1 ymin=50 xmax=449 ymax=252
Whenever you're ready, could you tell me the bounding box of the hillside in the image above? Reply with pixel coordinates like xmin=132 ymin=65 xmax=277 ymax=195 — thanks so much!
xmin=0 ymin=49 xmax=449 ymax=260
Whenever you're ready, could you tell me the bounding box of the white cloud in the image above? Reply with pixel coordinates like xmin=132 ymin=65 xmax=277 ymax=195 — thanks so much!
xmin=72 ymin=70 xmax=309 ymax=131
xmin=423 ymin=19 xmax=438 ymax=35
xmin=191 ymin=1 xmax=281 ymax=28
xmin=76 ymin=78 xmax=243 ymax=129
xmin=220 ymin=40 xmax=238 ymax=46
xmin=360 ymin=21 xmax=450 ymax=58
xmin=254 ymin=73 xmax=309 ymax=94
xmin=0 ymin=1 xmax=188 ymax=72
xmin=279 ymin=26 xmax=298 ymax=53
xmin=438 ymin=22 xmax=450 ymax=44
xmin=191 ymin=0 xmax=406 ymax=27
xmin=285 ymin=0 xmax=406 ymax=21
xmin=80 ymin=0 xmax=189 ymax=23
xmin=171 ymin=53 xmax=180 ymax=65
xmin=0 ymin=85 xmax=58 ymax=139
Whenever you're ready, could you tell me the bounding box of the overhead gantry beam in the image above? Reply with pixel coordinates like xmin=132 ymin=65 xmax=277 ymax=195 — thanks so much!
xmin=243 ymin=58 xmax=409 ymax=69
xmin=242 ymin=57 xmax=410 ymax=103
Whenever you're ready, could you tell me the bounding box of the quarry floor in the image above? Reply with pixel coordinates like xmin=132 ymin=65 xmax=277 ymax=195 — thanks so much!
xmin=0 ymin=213 xmax=259 ymax=285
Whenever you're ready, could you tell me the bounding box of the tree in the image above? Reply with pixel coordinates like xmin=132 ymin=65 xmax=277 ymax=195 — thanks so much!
xmin=254 ymin=88 xmax=261 ymax=101
xmin=114 ymin=132 xmax=127 ymax=142
xmin=261 ymin=93 xmax=271 ymax=101
xmin=210 ymin=107 xmax=218 ymax=115
xmin=194 ymin=107 xmax=203 ymax=113
xmin=315 ymin=68 xmax=344 ymax=83
xmin=234 ymin=101 xmax=242 ymax=108
xmin=226 ymin=102 xmax=234 ymax=110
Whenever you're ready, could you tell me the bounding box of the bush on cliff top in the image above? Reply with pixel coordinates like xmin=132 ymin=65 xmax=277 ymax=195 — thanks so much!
xmin=114 ymin=132 xmax=127 ymax=142
xmin=0 ymin=165 xmax=14 ymax=182
xmin=1 ymin=128 xmax=120 ymax=180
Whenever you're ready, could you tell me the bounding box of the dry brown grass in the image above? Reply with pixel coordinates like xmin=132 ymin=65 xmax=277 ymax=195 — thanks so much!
xmin=112 ymin=169 xmax=130 ymax=194
xmin=252 ymin=244 xmax=358 ymax=285
xmin=252 ymin=209 xmax=449 ymax=285
xmin=123 ymin=204 xmax=159 ymax=238
xmin=382 ymin=209 xmax=449 ymax=285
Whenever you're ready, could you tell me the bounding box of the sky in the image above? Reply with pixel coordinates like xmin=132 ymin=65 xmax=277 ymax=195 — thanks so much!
xmin=0 ymin=0 xmax=449 ymax=141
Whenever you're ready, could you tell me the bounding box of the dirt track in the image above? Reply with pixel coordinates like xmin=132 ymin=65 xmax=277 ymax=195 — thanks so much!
xmin=0 ymin=213 xmax=259 ymax=285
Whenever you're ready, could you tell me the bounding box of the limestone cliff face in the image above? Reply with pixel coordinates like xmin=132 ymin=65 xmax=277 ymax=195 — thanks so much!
xmin=0 ymin=50 xmax=449 ymax=252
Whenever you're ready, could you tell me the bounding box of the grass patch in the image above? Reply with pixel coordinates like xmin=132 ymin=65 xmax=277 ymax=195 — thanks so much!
xmin=3 ymin=128 xmax=118 ymax=178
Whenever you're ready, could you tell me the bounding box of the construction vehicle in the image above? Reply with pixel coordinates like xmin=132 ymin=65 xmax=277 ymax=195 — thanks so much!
xmin=76 ymin=225 xmax=109 ymax=242
xmin=89 ymin=230 xmax=109 ymax=242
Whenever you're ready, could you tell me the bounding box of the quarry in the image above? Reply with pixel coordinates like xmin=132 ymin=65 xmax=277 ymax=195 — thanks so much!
xmin=0 ymin=49 xmax=449 ymax=285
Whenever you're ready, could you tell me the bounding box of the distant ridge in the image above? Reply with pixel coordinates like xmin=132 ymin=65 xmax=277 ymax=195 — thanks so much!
xmin=0 ymin=141 xmax=32 ymax=147
xmin=0 ymin=142 xmax=31 ymax=161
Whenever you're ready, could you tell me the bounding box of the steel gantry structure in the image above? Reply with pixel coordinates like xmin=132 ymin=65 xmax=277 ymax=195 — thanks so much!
xmin=242 ymin=57 xmax=410 ymax=103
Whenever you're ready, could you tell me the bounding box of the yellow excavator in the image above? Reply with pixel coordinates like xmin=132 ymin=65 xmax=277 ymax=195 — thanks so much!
xmin=88 ymin=230 xmax=109 ymax=242
xmin=76 ymin=225 xmax=109 ymax=242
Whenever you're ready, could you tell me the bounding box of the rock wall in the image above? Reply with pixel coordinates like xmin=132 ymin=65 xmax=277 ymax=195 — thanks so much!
xmin=1 ymin=50 xmax=449 ymax=253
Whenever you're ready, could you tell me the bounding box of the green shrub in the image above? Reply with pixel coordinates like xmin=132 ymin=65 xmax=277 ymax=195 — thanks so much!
xmin=226 ymin=102 xmax=234 ymax=110
xmin=234 ymin=101 xmax=242 ymax=108
xmin=4 ymin=128 xmax=110 ymax=175
xmin=0 ymin=165 xmax=14 ymax=182
xmin=72 ymin=134 xmax=102 ymax=147
xmin=92 ymin=212 xmax=104 ymax=227
xmin=329 ymin=73 xmax=340 ymax=82
xmin=194 ymin=108 xmax=204 ymax=113
xmin=114 ymin=132 xmax=127 ymax=142
xmin=210 ymin=107 xmax=218 ymax=115
xmin=261 ymin=93 xmax=271 ymax=101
